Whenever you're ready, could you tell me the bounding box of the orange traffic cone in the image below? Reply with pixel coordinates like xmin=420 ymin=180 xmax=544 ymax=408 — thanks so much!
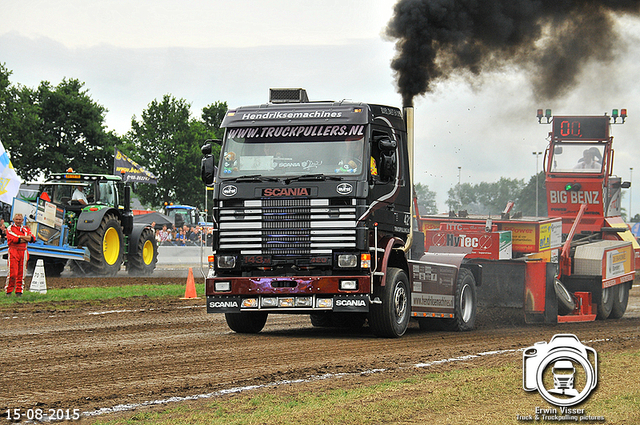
xmin=180 ymin=267 xmax=200 ymax=299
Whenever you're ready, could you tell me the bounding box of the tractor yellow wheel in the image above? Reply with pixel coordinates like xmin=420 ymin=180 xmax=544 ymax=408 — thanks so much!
xmin=127 ymin=227 xmax=158 ymax=276
xmin=103 ymin=226 xmax=122 ymax=266
xmin=142 ymin=239 xmax=154 ymax=265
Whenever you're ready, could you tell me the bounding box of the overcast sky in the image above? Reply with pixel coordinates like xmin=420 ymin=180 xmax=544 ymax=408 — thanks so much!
xmin=1 ymin=0 xmax=640 ymax=214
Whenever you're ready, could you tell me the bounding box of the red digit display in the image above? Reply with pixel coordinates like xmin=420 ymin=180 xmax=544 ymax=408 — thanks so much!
xmin=552 ymin=116 xmax=609 ymax=140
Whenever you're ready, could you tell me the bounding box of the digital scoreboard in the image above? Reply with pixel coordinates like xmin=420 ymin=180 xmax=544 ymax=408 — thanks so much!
xmin=552 ymin=116 xmax=609 ymax=140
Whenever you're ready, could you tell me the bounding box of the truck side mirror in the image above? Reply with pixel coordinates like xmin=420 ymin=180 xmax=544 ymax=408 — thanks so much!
xmin=379 ymin=150 xmax=397 ymax=181
xmin=376 ymin=136 xmax=397 ymax=181
xmin=201 ymin=143 xmax=212 ymax=155
xmin=378 ymin=137 xmax=396 ymax=152
xmin=202 ymin=139 xmax=222 ymax=153
xmin=201 ymin=156 xmax=216 ymax=185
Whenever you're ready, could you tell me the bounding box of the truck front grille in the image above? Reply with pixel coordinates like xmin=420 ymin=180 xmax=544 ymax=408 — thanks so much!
xmin=218 ymin=198 xmax=357 ymax=255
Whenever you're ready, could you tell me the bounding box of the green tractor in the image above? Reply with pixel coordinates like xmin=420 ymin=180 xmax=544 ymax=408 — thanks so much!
xmin=33 ymin=171 xmax=158 ymax=276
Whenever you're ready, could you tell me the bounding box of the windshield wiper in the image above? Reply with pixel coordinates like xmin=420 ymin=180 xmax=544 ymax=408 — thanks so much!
xmin=285 ymin=174 xmax=343 ymax=183
xmin=223 ymin=175 xmax=280 ymax=183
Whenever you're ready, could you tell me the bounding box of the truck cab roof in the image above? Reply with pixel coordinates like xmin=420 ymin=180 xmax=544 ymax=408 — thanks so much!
xmin=221 ymin=101 xmax=405 ymax=130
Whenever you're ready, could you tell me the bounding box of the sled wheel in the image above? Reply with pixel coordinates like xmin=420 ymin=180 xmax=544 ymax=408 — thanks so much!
xmin=609 ymin=283 xmax=630 ymax=319
xmin=596 ymin=286 xmax=614 ymax=320
xmin=554 ymin=279 xmax=575 ymax=316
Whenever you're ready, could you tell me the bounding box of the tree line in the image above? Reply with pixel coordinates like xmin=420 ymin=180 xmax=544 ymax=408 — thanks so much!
xmin=0 ymin=63 xmax=222 ymax=209
xmin=1 ymin=62 xmax=559 ymax=218
xmin=415 ymin=173 xmax=548 ymax=218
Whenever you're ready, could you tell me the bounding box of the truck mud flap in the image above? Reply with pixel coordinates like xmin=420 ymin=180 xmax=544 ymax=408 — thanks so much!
xmin=333 ymin=295 xmax=370 ymax=312
xmin=207 ymin=296 xmax=242 ymax=313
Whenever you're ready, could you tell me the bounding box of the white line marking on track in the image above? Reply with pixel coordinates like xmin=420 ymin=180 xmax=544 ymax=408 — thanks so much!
xmin=78 ymin=345 xmax=519 ymax=420
xmin=87 ymin=305 xmax=204 ymax=315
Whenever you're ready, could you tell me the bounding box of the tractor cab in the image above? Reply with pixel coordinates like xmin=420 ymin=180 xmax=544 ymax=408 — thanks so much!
xmin=163 ymin=204 xmax=201 ymax=228
xmin=41 ymin=172 xmax=121 ymax=212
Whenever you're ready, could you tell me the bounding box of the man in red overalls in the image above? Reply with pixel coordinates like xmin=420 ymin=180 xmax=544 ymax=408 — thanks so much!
xmin=5 ymin=213 xmax=35 ymax=296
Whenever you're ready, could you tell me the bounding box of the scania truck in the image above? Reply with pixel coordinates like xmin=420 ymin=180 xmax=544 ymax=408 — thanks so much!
xmin=200 ymin=88 xmax=477 ymax=337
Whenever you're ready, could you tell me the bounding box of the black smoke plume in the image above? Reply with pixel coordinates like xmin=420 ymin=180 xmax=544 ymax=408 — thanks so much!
xmin=386 ymin=0 xmax=640 ymax=106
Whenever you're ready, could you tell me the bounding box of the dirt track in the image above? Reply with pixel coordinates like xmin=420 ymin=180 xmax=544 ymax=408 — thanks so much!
xmin=1 ymin=277 xmax=639 ymax=423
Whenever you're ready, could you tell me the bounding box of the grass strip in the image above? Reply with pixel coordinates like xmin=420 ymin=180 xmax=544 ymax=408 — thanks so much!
xmin=0 ymin=284 xmax=205 ymax=305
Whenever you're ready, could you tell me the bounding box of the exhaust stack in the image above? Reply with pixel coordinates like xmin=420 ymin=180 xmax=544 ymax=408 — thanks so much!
xmin=403 ymin=106 xmax=415 ymax=252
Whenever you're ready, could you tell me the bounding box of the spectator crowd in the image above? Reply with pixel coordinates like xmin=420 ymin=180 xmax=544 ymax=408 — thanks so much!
xmin=155 ymin=224 xmax=213 ymax=246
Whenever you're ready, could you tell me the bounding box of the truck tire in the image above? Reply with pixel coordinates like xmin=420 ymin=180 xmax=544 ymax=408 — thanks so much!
xmin=127 ymin=227 xmax=157 ymax=275
xmin=74 ymin=213 xmax=124 ymax=276
xmin=596 ymin=286 xmax=614 ymax=320
xmin=225 ymin=312 xmax=268 ymax=333
xmin=609 ymin=283 xmax=630 ymax=319
xmin=439 ymin=268 xmax=477 ymax=332
xmin=368 ymin=267 xmax=410 ymax=338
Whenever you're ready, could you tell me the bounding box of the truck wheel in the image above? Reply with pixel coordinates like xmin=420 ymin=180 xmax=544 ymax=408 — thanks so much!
xmin=368 ymin=267 xmax=410 ymax=338
xmin=554 ymin=279 xmax=576 ymax=316
xmin=75 ymin=213 xmax=124 ymax=276
xmin=439 ymin=268 xmax=477 ymax=332
xmin=609 ymin=283 xmax=630 ymax=319
xmin=225 ymin=312 xmax=268 ymax=333
xmin=597 ymin=286 xmax=614 ymax=320
xmin=127 ymin=227 xmax=158 ymax=275
xmin=310 ymin=312 xmax=332 ymax=327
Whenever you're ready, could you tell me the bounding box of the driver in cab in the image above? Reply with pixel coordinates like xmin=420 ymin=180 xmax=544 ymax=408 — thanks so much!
xmin=72 ymin=185 xmax=88 ymax=205
xmin=575 ymin=147 xmax=602 ymax=170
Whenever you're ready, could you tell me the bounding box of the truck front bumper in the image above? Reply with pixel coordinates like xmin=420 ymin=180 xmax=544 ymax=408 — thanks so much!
xmin=205 ymin=275 xmax=371 ymax=313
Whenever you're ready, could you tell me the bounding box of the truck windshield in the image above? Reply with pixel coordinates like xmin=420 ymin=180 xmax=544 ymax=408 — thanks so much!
xmin=219 ymin=125 xmax=366 ymax=177
xmin=550 ymin=143 xmax=604 ymax=173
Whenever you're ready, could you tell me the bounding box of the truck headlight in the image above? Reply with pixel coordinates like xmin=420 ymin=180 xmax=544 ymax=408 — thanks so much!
xmin=296 ymin=297 xmax=313 ymax=307
xmin=242 ymin=298 xmax=258 ymax=308
xmin=217 ymin=255 xmax=237 ymax=269
xmin=278 ymin=298 xmax=295 ymax=307
xmin=262 ymin=297 xmax=277 ymax=307
xmin=214 ymin=281 xmax=231 ymax=292
xmin=337 ymin=254 xmax=358 ymax=268
xmin=339 ymin=280 xmax=358 ymax=290
xmin=317 ymin=298 xmax=333 ymax=308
